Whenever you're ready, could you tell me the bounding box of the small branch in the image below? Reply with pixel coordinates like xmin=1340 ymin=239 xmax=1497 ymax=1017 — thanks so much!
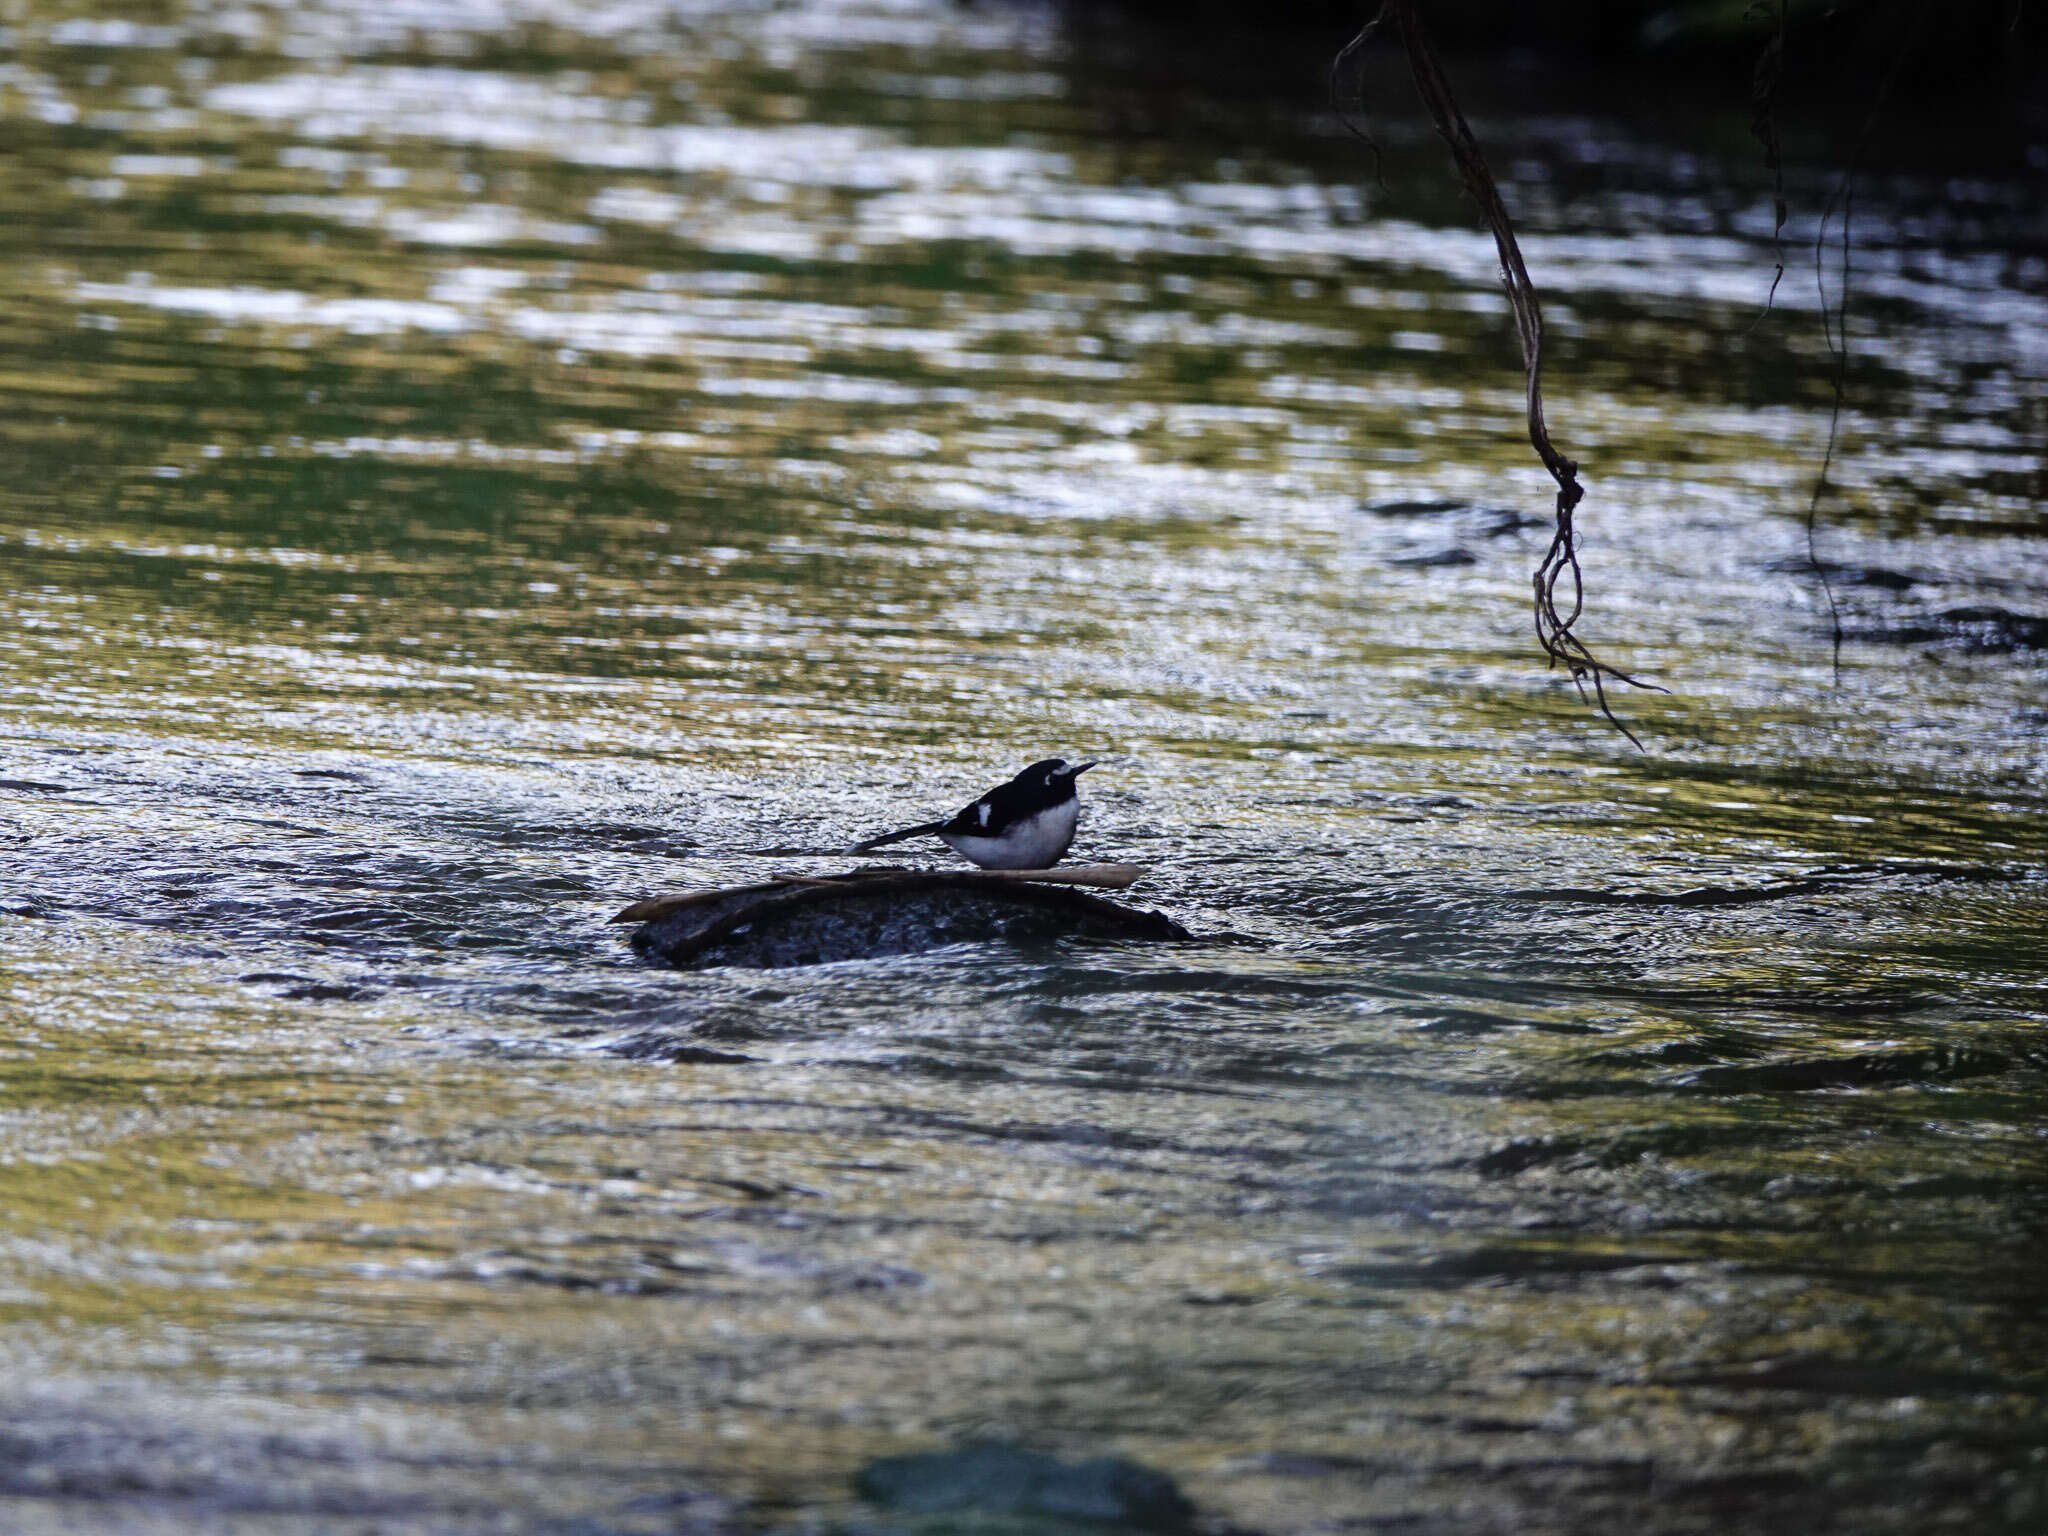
xmin=1746 ymin=0 xmax=1791 ymax=323
xmin=1805 ymin=4 xmax=1927 ymax=680
xmin=1347 ymin=1 xmax=1664 ymax=746
xmin=1328 ymin=9 xmax=1390 ymax=186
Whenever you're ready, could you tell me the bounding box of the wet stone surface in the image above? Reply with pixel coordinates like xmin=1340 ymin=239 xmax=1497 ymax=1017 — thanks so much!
xmin=630 ymin=877 xmax=1194 ymax=969
xmin=855 ymin=1441 xmax=1198 ymax=1532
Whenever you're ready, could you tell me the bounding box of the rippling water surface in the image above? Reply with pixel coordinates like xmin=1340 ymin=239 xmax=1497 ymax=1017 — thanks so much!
xmin=2 ymin=2 xmax=2045 ymax=1531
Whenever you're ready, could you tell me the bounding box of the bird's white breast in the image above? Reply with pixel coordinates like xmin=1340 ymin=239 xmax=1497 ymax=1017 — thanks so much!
xmin=941 ymin=797 xmax=1079 ymax=869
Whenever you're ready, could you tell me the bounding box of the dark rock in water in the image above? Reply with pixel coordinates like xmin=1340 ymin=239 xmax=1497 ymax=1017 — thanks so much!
xmin=1931 ymin=605 xmax=2048 ymax=650
xmin=1470 ymin=506 xmax=1545 ymax=537
xmin=1358 ymin=496 xmax=1467 ymax=517
xmin=1386 ymin=546 xmax=1478 ymax=568
xmin=612 ymin=1039 xmax=758 ymax=1064
xmin=1764 ymin=556 xmax=1919 ymax=591
xmin=1852 ymin=605 xmax=2048 ymax=652
xmin=856 ymin=1441 xmax=1197 ymax=1532
xmin=628 ymin=872 xmax=1191 ymax=970
xmin=1359 ymin=499 xmax=1535 ymax=537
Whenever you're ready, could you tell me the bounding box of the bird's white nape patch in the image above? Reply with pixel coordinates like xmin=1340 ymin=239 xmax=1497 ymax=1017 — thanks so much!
xmin=977 ymin=802 xmax=990 ymax=828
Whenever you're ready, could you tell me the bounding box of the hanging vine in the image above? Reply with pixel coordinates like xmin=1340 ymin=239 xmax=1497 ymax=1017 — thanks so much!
xmin=1335 ymin=1 xmax=1665 ymax=747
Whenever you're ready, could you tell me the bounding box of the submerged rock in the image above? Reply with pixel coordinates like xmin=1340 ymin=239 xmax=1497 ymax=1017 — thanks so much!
xmin=856 ymin=1441 xmax=1197 ymax=1532
xmin=621 ymin=867 xmax=1190 ymax=970
xmin=1763 ymin=555 xmax=1920 ymax=590
xmin=1358 ymin=498 xmax=1538 ymax=537
xmin=1385 ymin=546 xmax=1478 ymax=568
xmin=1852 ymin=605 xmax=2048 ymax=652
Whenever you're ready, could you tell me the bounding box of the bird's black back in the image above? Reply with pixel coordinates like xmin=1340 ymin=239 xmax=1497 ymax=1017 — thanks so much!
xmin=940 ymin=758 xmax=1075 ymax=837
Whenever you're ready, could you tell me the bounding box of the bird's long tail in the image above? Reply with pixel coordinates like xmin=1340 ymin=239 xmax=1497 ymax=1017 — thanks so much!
xmin=846 ymin=821 xmax=949 ymax=855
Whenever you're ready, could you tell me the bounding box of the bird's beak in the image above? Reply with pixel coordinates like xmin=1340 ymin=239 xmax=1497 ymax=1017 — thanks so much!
xmin=1070 ymin=761 xmax=1098 ymax=775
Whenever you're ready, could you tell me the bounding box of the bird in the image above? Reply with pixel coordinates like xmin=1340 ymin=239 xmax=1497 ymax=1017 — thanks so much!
xmin=849 ymin=758 xmax=1099 ymax=869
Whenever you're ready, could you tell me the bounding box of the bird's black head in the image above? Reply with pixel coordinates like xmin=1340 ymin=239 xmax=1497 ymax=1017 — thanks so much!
xmin=1015 ymin=757 xmax=1098 ymax=794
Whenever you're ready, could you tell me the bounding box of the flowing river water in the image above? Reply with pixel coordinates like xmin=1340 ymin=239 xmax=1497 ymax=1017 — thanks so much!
xmin=1 ymin=2 xmax=2045 ymax=1531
